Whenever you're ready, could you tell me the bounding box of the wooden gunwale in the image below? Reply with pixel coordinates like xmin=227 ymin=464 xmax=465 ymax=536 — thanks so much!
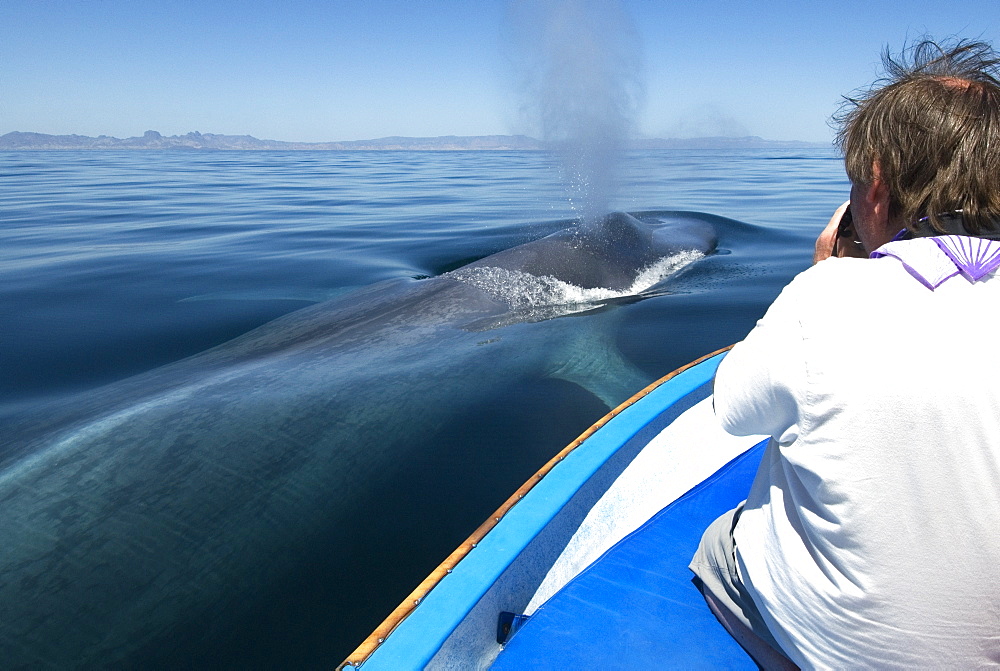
xmin=339 ymin=344 xmax=733 ymax=669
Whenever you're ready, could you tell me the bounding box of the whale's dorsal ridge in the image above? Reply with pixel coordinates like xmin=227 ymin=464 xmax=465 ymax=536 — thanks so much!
xmin=577 ymin=211 xmax=650 ymax=246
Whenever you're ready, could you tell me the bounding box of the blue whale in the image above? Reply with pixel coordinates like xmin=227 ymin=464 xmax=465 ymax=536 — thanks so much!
xmin=0 ymin=212 xmax=715 ymax=667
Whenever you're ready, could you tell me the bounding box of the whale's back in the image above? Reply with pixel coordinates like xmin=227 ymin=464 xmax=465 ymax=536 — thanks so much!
xmin=461 ymin=212 xmax=714 ymax=291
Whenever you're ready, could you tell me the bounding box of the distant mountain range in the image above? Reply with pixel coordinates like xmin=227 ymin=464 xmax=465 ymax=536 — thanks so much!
xmin=0 ymin=130 xmax=827 ymax=151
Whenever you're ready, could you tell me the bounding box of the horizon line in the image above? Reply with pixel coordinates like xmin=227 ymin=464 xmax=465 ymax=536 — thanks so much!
xmin=0 ymin=130 xmax=833 ymax=151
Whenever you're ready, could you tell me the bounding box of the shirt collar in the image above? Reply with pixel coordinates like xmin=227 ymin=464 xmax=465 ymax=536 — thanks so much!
xmin=871 ymin=235 xmax=1000 ymax=289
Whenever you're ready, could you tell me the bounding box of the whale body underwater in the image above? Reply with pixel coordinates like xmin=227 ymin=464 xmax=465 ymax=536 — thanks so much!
xmin=0 ymin=211 xmax=716 ymax=668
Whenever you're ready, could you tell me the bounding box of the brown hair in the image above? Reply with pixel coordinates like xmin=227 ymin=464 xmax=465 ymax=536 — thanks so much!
xmin=835 ymin=40 xmax=1000 ymax=235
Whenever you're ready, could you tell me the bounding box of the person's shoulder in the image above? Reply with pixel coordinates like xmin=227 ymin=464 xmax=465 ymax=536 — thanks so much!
xmin=806 ymin=255 xmax=902 ymax=279
xmin=790 ymin=256 xmax=912 ymax=293
xmin=764 ymin=256 xmax=911 ymax=321
xmin=777 ymin=257 xmax=884 ymax=295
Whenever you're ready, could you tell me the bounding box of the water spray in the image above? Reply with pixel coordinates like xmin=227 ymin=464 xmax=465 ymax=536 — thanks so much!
xmin=506 ymin=0 xmax=645 ymax=228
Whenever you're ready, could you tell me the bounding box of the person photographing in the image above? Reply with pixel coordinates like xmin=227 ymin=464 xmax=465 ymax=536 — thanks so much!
xmin=691 ymin=39 xmax=1000 ymax=668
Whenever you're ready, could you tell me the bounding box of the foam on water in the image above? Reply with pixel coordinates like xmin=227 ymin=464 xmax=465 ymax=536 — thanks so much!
xmin=449 ymin=248 xmax=704 ymax=319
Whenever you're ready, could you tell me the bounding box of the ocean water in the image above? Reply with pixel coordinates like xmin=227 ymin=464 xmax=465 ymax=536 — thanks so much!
xmin=0 ymin=148 xmax=848 ymax=668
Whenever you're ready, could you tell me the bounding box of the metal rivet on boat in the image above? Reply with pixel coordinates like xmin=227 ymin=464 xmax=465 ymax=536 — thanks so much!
xmin=378 ymin=638 xmax=384 ymax=643
xmin=414 ymin=598 xmax=421 ymax=604
xmin=446 ymin=569 xmax=453 ymax=573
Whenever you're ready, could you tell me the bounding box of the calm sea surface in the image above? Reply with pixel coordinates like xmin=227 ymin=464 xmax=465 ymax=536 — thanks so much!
xmin=0 ymin=149 xmax=848 ymax=668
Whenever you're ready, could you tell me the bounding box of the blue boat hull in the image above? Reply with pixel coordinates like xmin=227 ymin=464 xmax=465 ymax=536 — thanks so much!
xmin=341 ymin=350 xmax=766 ymax=669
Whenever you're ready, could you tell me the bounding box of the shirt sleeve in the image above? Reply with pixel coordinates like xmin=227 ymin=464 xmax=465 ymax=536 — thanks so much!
xmin=713 ymin=274 xmax=808 ymax=443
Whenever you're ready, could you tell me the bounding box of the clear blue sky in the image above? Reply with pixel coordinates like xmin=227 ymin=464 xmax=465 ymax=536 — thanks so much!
xmin=3 ymin=0 xmax=998 ymax=143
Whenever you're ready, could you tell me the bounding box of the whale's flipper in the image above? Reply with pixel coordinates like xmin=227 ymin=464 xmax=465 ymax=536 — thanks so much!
xmin=544 ymin=327 xmax=651 ymax=409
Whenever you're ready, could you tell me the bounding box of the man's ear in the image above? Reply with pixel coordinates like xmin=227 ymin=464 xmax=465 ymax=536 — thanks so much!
xmin=866 ymin=165 xmax=891 ymax=229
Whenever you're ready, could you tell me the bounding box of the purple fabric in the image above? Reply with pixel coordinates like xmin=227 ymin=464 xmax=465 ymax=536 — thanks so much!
xmin=871 ymin=236 xmax=1000 ymax=290
xmin=933 ymin=236 xmax=1000 ymax=281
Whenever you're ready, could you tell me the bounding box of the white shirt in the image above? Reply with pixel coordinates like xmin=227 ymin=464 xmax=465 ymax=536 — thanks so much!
xmin=715 ymin=250 xmax=1000 ymax=668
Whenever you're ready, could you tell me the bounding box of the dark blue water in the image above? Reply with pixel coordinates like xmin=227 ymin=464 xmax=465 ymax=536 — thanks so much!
xmin=0 ymin=149 xmax=847 ymax=668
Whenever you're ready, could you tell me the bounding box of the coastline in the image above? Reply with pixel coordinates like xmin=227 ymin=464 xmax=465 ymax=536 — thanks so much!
xmin=0 ymin=130 xmax=829 ymax=151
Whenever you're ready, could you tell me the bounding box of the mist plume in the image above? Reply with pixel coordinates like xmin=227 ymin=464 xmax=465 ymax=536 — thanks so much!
xmin=506 ymin=0 xmax=645 ymax=226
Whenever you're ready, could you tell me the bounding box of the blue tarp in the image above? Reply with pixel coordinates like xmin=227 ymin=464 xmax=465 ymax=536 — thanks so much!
xmin=492 ymin=440 xmax=766 ymax=669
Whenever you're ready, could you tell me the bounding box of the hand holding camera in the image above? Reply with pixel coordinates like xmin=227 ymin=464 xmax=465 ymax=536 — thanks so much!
xmin=814 ymin=200 xmax=867 ymax=263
